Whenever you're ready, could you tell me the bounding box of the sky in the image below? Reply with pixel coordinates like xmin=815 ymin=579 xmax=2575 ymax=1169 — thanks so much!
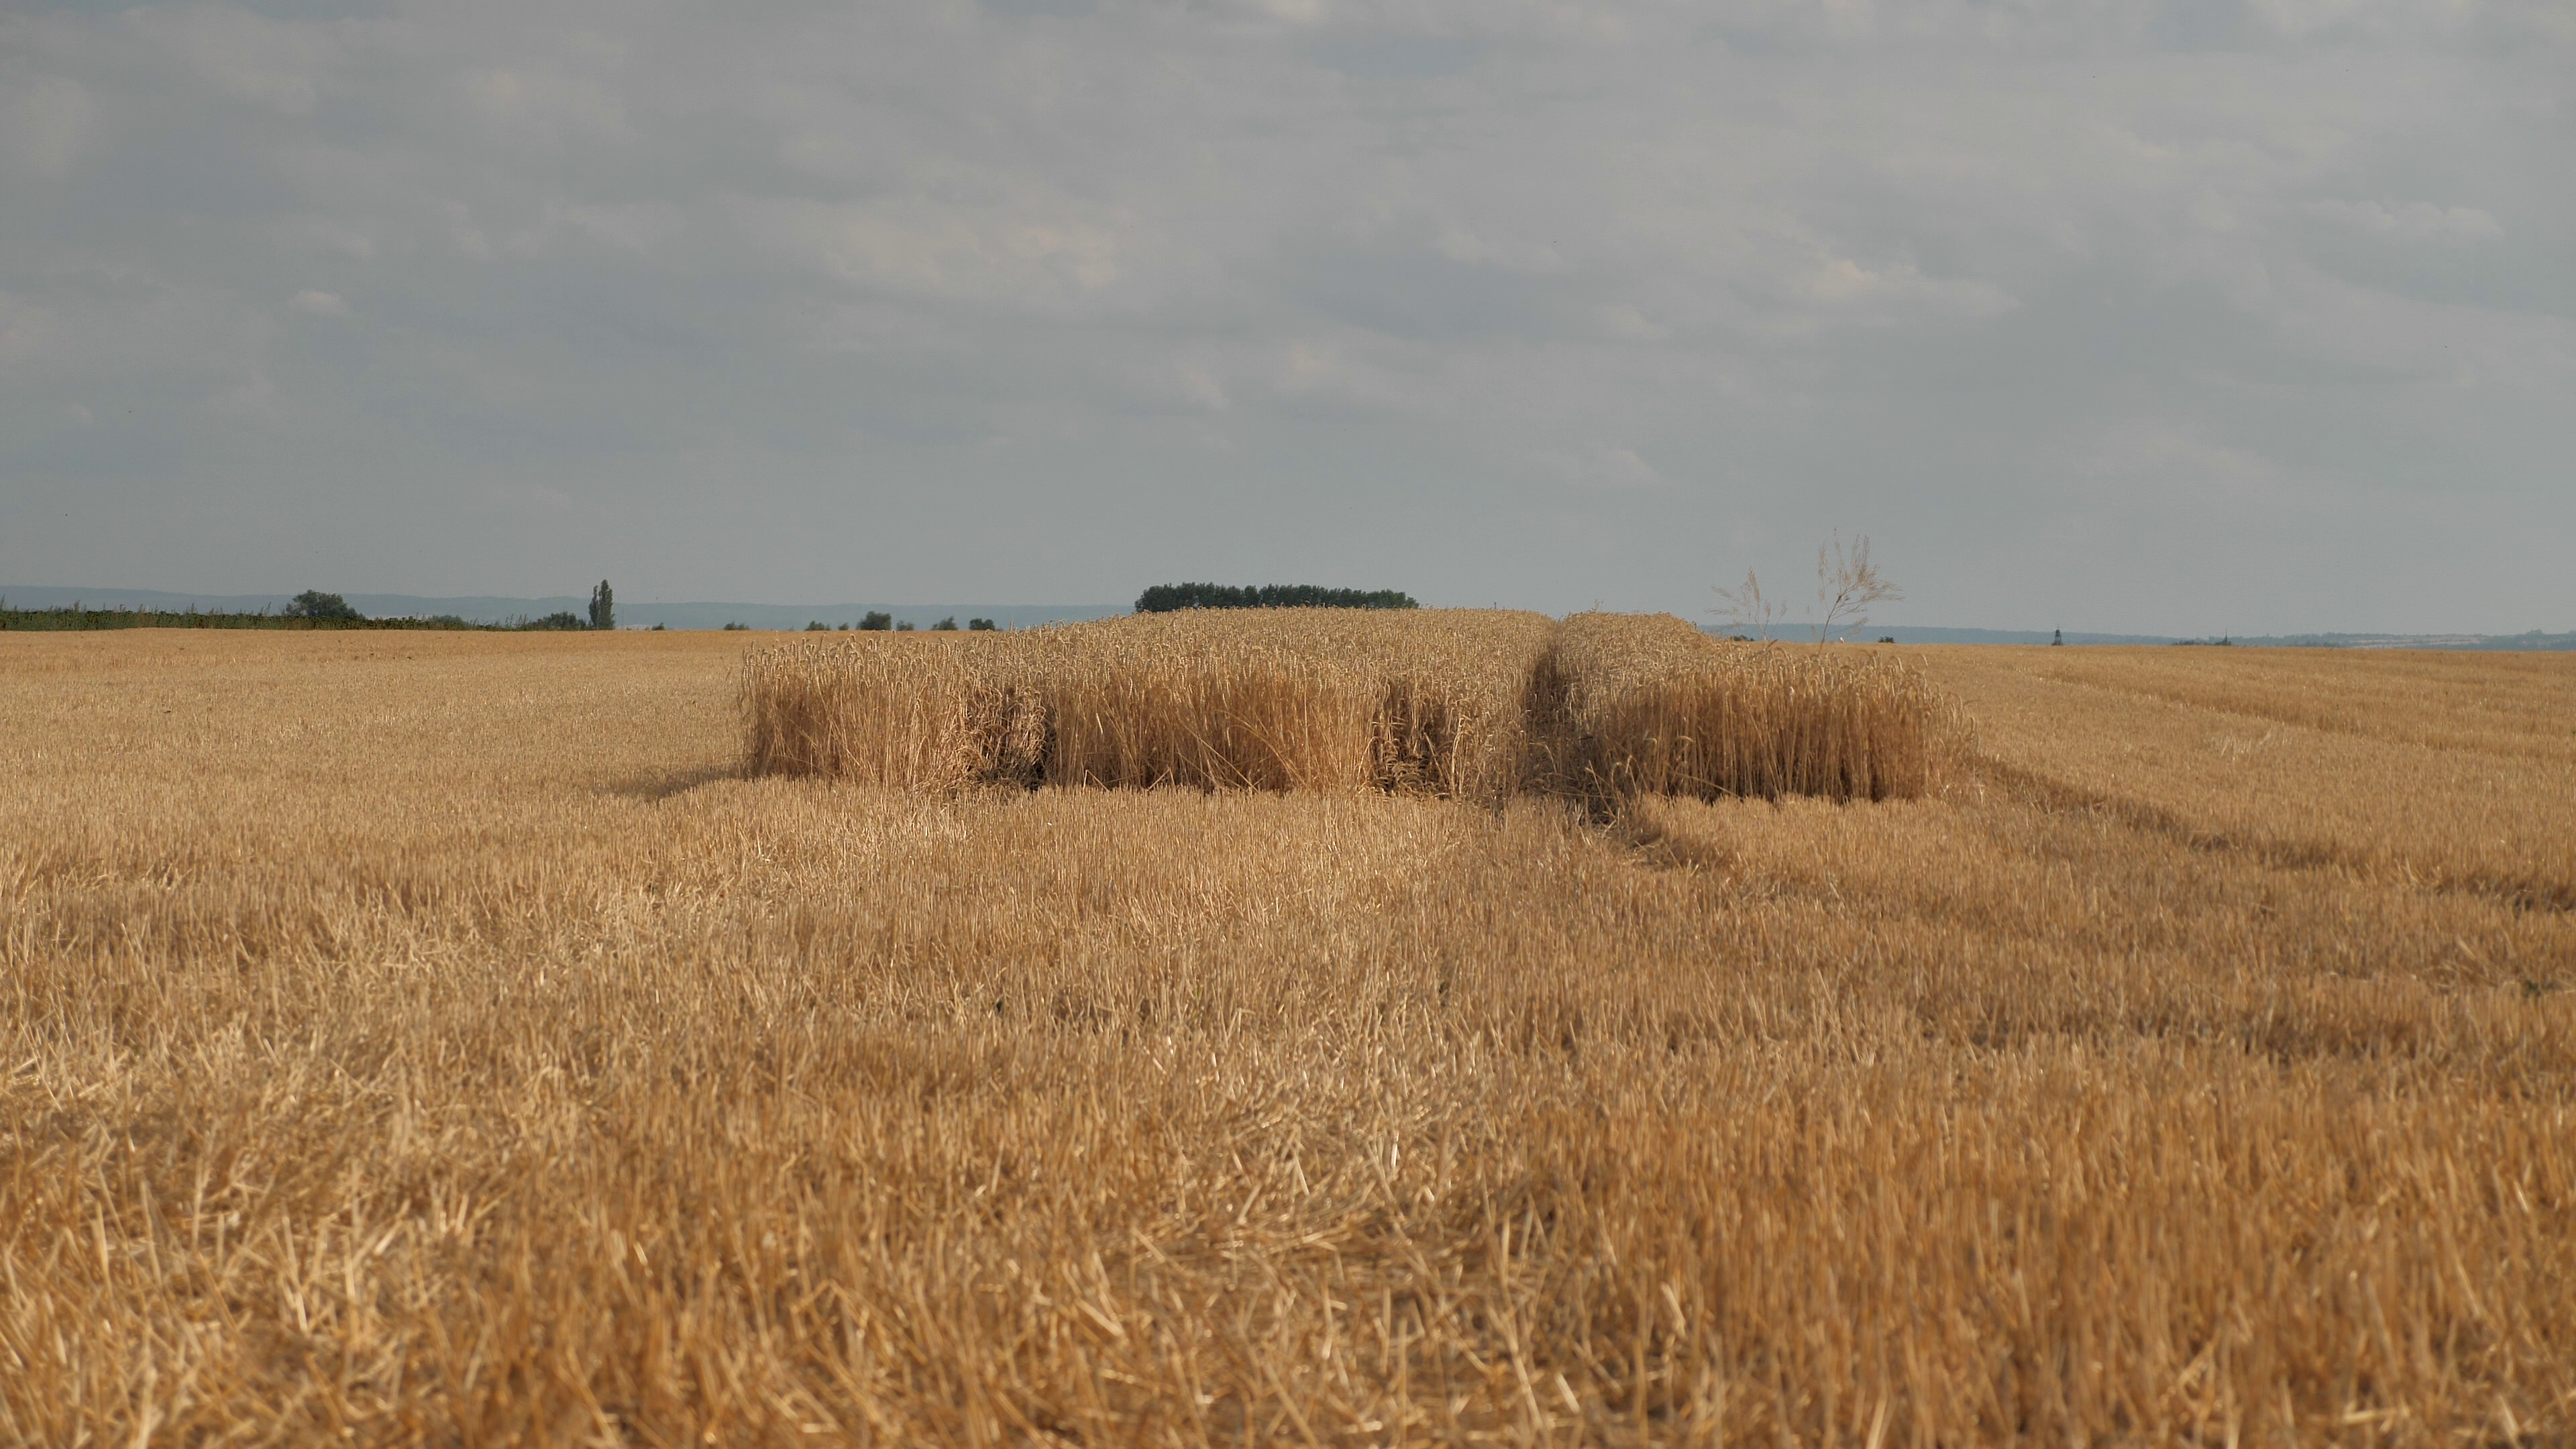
xmin=1 ymin=0 xmax=2569 ymax=633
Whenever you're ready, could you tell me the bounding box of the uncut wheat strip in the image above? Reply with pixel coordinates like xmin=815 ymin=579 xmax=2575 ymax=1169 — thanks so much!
xmin=747 ymin=609 xmax=1923 ymax=802
xmin=1545 ymin=614 xmax=1945 ymax=802
xmin=743 ymin=635 xmax=1034 ymax=790
xmin=1374 ymin=613 xmax=1556 ymax=801
xmin=1000 ymin=610 xmax=1548 ymax=797
xmin=1038 ymin=645 xmax=1368 ymax=792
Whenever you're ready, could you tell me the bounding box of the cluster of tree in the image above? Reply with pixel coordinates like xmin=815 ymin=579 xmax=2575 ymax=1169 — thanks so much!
xmin=1134 ymin=584 xmax=1420 ymax=613
xmin=802 ymin=614 xmax=1002 ymax=633
xmin=437 ymin=581 xmax=619 ymax=631
xmin=284 ymin=582 xmax=621 ymax=632
xmin=284 ymin=590 xmax=364 ymax=621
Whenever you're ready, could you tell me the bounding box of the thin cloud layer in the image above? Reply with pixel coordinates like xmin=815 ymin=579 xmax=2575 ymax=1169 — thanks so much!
xmin=1 ymin=0 xmax=2568 ymax=631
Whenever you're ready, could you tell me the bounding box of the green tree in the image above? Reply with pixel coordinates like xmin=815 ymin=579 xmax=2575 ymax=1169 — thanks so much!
xmin=932 ymin=616 xmax=960 ymax=631
xmin=859 ymin=611 xmax=893 ymax=631
xmin=588 ymin=580 xmax=615 ymax=631
xmin=285 ymin=590 xmax=363 ymax=622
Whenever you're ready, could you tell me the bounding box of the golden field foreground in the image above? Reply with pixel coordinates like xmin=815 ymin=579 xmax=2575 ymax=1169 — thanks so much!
xmin=4 ymin=623 xmax=2574 ymax=1446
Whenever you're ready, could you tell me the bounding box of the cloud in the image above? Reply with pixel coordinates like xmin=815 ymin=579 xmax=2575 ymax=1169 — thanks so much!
xmin=1788 ymin=254 xmax=2017 ymax=322
xmin=1173 ymin=362 xmax=1232 ymax=413
xmin=462 ymin=66 xmax=634 ymax=145
xmin=129 ymin=5 xmax=347 ymax=117
xmin=2078 ymin=417 xmax=2297 ymax=511
xmin=0 ymin=291 xmax=50 ymax=366
xmin=2308 ymin=199 xmax=2503 ymax=243
xmin=1541 ymin=444 xmax=1664 ymax=491
xmin=739 ymin=191 xmax=1148 ymax=309
xmin=0 ymin=0 xmax=2567 ymax=633
xmin=1 ymin=74 xmax=92 ymax=176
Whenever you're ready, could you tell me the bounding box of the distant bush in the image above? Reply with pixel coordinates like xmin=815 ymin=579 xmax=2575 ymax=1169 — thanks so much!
xmin=932 ymin=617 xmax=960 ymax=631
xmin=1136 ymin=584 xmax=1419 ymax=613
xmin=859 ymin=612 xmax=893 ymax=631
xmin=894 ymin=620 xmax=917 ymax=632
xmin=286 ymin=590 xmax=364 ymax=622
xmin=722 ymin=622 xmax=749 ymax=631
xmin=807 ymin=621 xmax=833 ymax=631
xmin=968 ymin=618 xmax=999 ymax=631
xmin=523 ymin=612 xmax=587 ymax=631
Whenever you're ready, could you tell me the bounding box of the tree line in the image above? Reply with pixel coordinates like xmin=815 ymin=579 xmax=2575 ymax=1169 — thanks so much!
xmin=0 ymin=582 xmax=622 ymax=633
xmin=1134 ymin=584 xmax=1419 ymax=613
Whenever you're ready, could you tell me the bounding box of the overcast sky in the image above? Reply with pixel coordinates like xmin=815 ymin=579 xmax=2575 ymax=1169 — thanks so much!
xmin=2 ymin=0 xmax=2569 ymax=631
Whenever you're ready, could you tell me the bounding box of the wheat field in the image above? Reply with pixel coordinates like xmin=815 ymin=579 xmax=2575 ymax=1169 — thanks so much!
xmin=4 ymin=625 xmax=2574 ymax=1446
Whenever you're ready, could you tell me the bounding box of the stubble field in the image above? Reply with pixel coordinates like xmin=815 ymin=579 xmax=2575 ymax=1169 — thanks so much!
xmin=4 ymin=623 xmax=2573 ymax=1446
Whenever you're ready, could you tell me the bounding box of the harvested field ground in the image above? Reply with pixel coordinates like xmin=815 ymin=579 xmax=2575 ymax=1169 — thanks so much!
xmin=3 ymin=626 xmax=2573 ymax=1446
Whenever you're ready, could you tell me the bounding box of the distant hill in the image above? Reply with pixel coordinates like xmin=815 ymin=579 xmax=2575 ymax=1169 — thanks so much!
xmin=0 ymin=587 xmax=1124 ymax=632
xmin=1718 ymin=625 xmax=2576 ymax=650
xmin=1858 ymin=627 xmax=2176 ymax=646
xmin=2228 ymin=630 xmax=2576 ymax=651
